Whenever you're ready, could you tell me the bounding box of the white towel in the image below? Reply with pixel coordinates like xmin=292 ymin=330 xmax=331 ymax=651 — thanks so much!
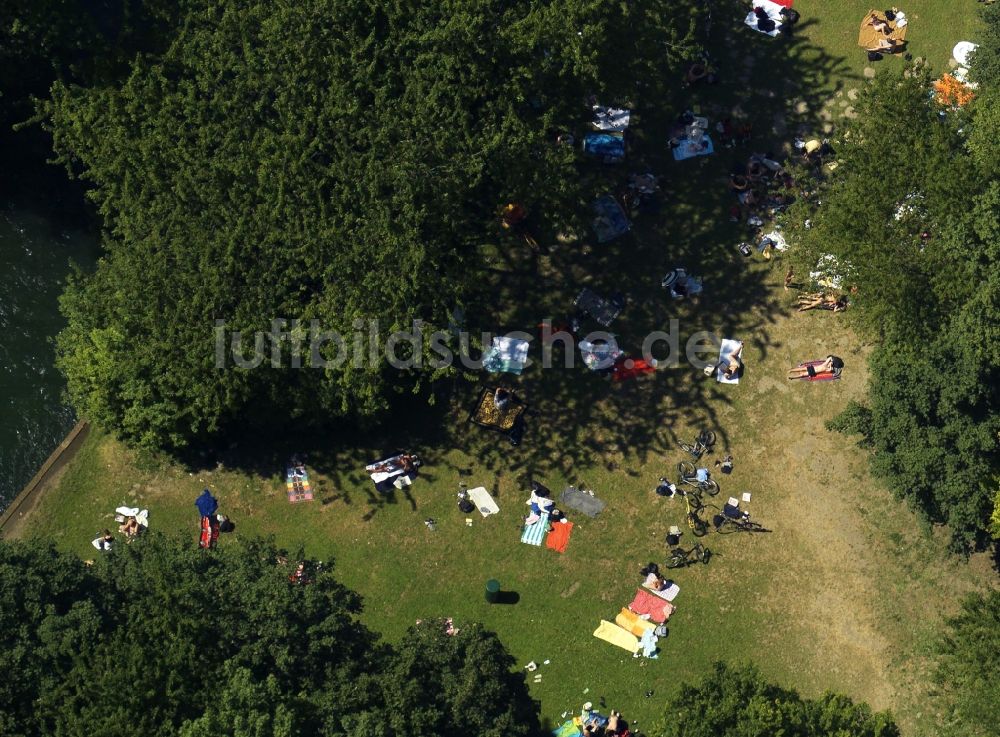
xmin=468 ymin=486 xmax=500 ymax=517
xmin=716 ymin=339 xmax=742 ymax=385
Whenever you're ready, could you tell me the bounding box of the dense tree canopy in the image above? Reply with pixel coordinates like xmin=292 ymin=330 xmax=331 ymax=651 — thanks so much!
xmin=0 ymin=535 xmax=538 ymax=737
xmin=655 ymin=662 xmax=898 ymax=737
xmin=43 ymin=0 xmax=707 ymax=451
xmin=785 ymin=8 xmax=1000 ymax=549
xmin=935 ymin=590 xmax=1000 ymax=737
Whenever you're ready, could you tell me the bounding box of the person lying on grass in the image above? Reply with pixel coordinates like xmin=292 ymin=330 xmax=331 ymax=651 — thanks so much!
xmin=796 ymin=292 xmax=848 ymax=311
xmin=787 ymin=355 xmax=844 ymax=379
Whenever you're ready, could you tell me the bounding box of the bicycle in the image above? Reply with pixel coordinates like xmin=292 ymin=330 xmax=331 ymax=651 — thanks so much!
xmin=677 ymin=461 xmax=720 ymax=496
xmin=678 ymin=429 xmax=716 ymax=460
xmin=665 ymin=542 xmax=711 ymax=568
xmin=683 ymin=490 xmax=708 ymax=537
xmin=713 ymin=510 xmax=770 ymax=534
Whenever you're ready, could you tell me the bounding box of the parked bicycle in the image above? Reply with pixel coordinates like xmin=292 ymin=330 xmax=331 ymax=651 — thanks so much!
xmin=665 ymin=542 xmax=711 ymax=568
xmin=678 ymin=461 xmax=720 ymax=496
xmin=713 ymin=507 xmax=770 ymax=534
xmin=678 ymin=429 xmax=716 ymax=460
xmin=683 ymin=490 xmax=709 ymax=537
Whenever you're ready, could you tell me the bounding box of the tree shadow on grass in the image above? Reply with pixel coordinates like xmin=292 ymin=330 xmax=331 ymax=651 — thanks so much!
xmin=183 ymin=9 xmax=856 ymax=520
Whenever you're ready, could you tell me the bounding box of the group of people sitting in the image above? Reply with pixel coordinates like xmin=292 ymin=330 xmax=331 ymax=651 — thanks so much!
xmin=750 ymin=3 xmax=799 ymax=35
xmin=524 ymin=481 xmax=566 ymax=525
xmin=578 ymin=704 xmax=630 ymax=737
xmin=728 ymin=154 xmax=795 ymax=231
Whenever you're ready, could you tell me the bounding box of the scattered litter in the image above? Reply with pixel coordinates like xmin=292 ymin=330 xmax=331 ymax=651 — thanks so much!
xmin=742 ymin=492 xmax=752 ymax=503
xmin=728 ymin=496 xmax=740 ymax=508
xmin=465 ymin=518 xmax=473 ymax=526
xmin=561 ymin=712 xmax=568 ymax=719
xmin=583 ymin=688 xmax=590 ymax=694
xmin=525 ymin=661 xmax=538 ymax=672
xmin=543 ymin=659 xmax=551 ymax=665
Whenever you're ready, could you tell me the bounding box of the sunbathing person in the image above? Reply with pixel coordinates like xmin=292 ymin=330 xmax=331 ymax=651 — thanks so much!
xmin=787 ymin=355 xmax=844 ymax=379
xmin=722 ymin=341 xmax=744 ymax=380
xmin=119 ymin=516 xmax=140 ymax=538
xmin=797 ymin=293 xmax=848 ymax=312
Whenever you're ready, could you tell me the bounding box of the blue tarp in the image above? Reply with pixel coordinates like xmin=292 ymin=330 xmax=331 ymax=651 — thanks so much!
xmin=592 ymin=195 xmax=630 ymax=243
xmin=583 ymin=132 xmax=625 ymax=162
xmin=195 ymin=489 xmax=218 ymax=518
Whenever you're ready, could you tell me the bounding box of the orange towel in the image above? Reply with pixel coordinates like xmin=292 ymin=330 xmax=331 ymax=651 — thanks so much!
xmin=545 ymin=520 xmax=574 ymax=553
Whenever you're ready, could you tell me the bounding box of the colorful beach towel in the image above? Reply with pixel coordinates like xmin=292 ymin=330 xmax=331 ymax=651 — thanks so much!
xmin=593 ymin=619 xmax=640 ymax=654
xmin=468 ymin=486 xmax=500 ymax=517
xmin=554 ymin=720 xmax=583 ymax=737
xmin=629 ymin=587 xmax=676 ymax=623
xmin=286 ymin=470 xmax=314 ymax=503
xmin=545 ymin=520 xmax=574 ymax=553
xmin=199 ymin=515 xmax=219 ymax=549
xmin=521 ymin=512 xmax=550 ymax=546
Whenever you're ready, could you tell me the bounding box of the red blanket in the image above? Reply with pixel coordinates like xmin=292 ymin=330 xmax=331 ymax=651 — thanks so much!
xmin=612 ymin=358 xmax=656 ymax=382
xmin=628 ymin=588 xmax=675 ymax=623
xmin=545 ymin=520 xmax=574 ymax=553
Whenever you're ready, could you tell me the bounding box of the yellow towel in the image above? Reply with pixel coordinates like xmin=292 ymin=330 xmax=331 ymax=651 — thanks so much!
xmin=615 ymin=608 xmax=656 ymax=637
xmin=592 ymin=619 xmax=640 ymax=654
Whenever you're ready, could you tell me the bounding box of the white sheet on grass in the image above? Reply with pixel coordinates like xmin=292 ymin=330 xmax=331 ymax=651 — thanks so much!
xmin=744 ymin=0 xmax=784 ymax=37
xmin=716 ymin=339 xmax=743 ymax=385
xmin=484 ymin=335 xmax=530 ymax=374
xmin=468 ymin=486 xmax=500 ymax=517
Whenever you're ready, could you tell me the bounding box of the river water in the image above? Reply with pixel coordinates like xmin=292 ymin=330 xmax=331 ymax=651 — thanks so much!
xmin=0 ymin=203 xmax=99 ymax=510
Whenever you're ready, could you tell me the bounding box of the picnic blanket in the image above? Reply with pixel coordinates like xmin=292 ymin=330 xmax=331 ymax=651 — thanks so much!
xmin=554 ymin=721 xmax=583 ymax=737
xmin=286 ymin=469 xmax=313 ymax=503
xmin=592 ymin=195 xmax=631 ymax=243
xmin=559 ymin=486 xmax=606 ymax=517
xmin=615 ymin=607 xmax=657 ymax=637
xmin=716 ymin=339 xmax=743 ymax=384
xmin=483 ymin=335 xmax=530 ymax=374
xmin=793 ymin=359 xmax=842 ymax=382
xmin=583 ymin=132 xmax=625 ymax=162
xmin=521 ymin=512 xmax=550 ymax=546
xmin=115 ymin=506 xmax=149 ymax=528
xmin=612 ymin=357 xmax=656 ymax=382
xmin=672 ymin=135 xmax=714 ymax=160
xmin=545 ymin=520 xmax=574 ymax=553
xmin=468 ymin=486 xmax=500 ymax=517
xmin=593 ymin=619 xmax=640 ymax=654
xmin=469 ymin=387 xmax=527 ymax=431
xmin=745 ymin=0 xmax=785 ymax=37
xmin=645 ymin=582 xmax=680 ymax=602
xmin=858 ymin=9 xmax=907 ymax=50
xmin=629 ymin=587 xmax=676 ymax=623
xmin=199 ymin=514 xmax=219 ymax=549
xmin=592 ymin=106 xmax=630 ymax=131
xmin=575 ymin=287 xmax=623 ymax=327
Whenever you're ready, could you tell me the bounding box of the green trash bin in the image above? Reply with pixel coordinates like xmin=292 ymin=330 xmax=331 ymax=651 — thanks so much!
xmin=485 ymin=578 xmax=500 ymax=603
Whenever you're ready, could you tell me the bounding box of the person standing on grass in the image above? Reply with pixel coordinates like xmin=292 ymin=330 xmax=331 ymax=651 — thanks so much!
xmin=195 ymin=488 xmax=220 ymax=549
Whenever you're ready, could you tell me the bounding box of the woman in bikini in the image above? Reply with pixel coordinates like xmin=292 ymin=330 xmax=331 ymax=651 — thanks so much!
xmin=787 ymin=355 xmax=844 ymax=379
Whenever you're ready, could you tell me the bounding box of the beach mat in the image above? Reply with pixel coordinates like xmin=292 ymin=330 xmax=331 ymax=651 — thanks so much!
xmin=593 ymin=620 xmax=640 ymax=654
xmin=521 ymin=512 xmax=549 ymax=546
xmin=615 ymin=607 xmax=657 ymax=637
xmin=629 ymin=588 xmax=676 ymax=623
xmin=468 ymin=486 xmax=500 ymax=517
xmin=673 ymin=135 xmax=714 ymax=160
xmin=545 ymin=520 xmax=574 ymax=553
xmin=469 ymin=387 xmax=527 ymax=431
xmin=559 ymin=487 xmax=606 ymax=517
xmin=286 ymin=471 xmax=314 ymax=503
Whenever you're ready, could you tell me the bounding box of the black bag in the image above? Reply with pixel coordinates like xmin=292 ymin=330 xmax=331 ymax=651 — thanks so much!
xmin=867 ymin=50 xmax=883 ymax=62
xmin=884 ymin=10 xmax=896 ymax=21
xmin=782 ymin=8 xmax=800 ymax=24
xmin=458 ymin=498 xmax=475 ymax=514
xmin=738 ymin=242 xmax=753 ymax=257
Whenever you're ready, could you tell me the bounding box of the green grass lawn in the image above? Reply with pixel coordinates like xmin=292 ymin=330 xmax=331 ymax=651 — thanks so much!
xmin=17 ymin=2 xmax=994 ymax=735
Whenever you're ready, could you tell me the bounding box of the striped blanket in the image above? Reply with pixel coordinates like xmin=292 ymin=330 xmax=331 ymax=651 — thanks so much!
xmin=521 ymin=513 xmax=550 ymax=546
